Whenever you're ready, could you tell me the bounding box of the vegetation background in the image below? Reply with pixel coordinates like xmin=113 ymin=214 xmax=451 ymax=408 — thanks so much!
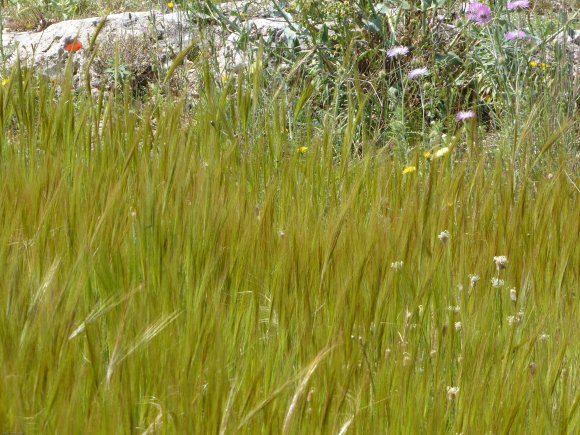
xmin=0 ymin=0 xmax=579 ymax=432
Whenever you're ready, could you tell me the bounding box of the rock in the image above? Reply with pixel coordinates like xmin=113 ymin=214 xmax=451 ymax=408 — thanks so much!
xmin=1 ymin=4 xmax=295 ymax=90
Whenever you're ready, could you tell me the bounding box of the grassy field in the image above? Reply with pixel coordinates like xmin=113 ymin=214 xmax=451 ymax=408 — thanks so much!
xmin=0 ymin=63 xmax=578 ymax=432
xmin=1 ymin=0 xmax=579 ymax=433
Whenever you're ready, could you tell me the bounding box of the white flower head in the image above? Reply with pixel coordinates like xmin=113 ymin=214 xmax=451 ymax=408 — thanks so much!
xmin=391 ymin=260 xmax=404 ymax=271
xmin=447 ymin=386 xmax=460 ymax=400
xmin=510 ymin=288 xmax=517 ymax=303
xmin=491 ymin=277 xmax=505 ymax=288
xmin=470 ymin=274 xmax=480 ymax=288
xmin=494 ymin=255 xmax=508 ymax=270
xmin=454 ymin=321 xmax=462 ymax=332
xmin=434 ymin=147 xmax=450 ymax=158
xmin=438 ymin=230 xmax=450 ymax=244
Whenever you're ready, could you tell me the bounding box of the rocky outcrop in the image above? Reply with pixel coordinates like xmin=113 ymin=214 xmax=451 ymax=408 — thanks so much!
xmin=1 ymin=2 xmax=294 ymax=91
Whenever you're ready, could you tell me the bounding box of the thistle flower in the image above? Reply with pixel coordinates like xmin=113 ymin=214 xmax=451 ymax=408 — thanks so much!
xmin=402 ymin=166 xmax=416 ymax=174
xmin=447 ymin=386 xmax=460 ymax=400
xmin=505 ymin=30 xmax=528 ymax=41
xmin=467 ymin=2 xmax=492 ymax=25
xmin=391 ymin=260 xmax=404 ymax=271
xmin=408 ymin=67 xmax=429 ymax=79
xmin=438 ymin=230 xmax=450 ymax=244
xmin=387 ymin=46 xmax=410 ymax=58
xmin=507 ymin=311 xmax=524 ymax=326
xmin=457 ymin=110 xmax=476 ymax=121
xmin=493 ymin=255 xmax=508 ymax=270
xmin=507 ymin=0 xmax=529 ymax=11
xmin=491 ymin=277 xmax=505 ymax=288
xmin=510 ymin=288 xmax=517 ymax=303
xmin=470 ymin=274 xmax=480 ymax=288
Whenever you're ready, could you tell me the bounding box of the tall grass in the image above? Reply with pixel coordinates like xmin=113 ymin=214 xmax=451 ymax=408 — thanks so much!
xmin=0 ymin=66 xmax=578 ymax=433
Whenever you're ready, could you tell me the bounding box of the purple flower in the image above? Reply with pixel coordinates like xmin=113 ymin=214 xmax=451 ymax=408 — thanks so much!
xmin=507 ymin=0 xmax=529 ymax=11
xmin=387 ymin=46 xmax=410 ymax=58
xmin=505 ymin=30 xmax=528 ymax=41
xmin=408 ymin=67 xmax=429 ymax=79
xmin=457 ymin=110 xmax=476 ymax=121
xmin=467 ymin=2 xmax=492 ymax=25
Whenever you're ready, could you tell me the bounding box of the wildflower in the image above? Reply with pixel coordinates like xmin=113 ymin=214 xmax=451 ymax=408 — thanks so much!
xmin=297 ymin=146 xmax=308 ymax=154
xmin=470 ymin=274 xmax=480 ymax=288
xmin=529 ymin=61 xmax=538 ymax=68
xmin=447 ymin=386 xmax=460 ymax=401
xmin=423 ymin=151 xmax=432 ymax=159
xmin=167 ymin=1 xmax=174 ymax=9
xmin=493 ymin=255 xmax=508 ymax=270
xmin=457 ymin=110 xmax=476 ymax=122
xmin=1 ymin=79 xmax=8 ymax=86
xmin=448 ymin=305 xmax=460 ymax=313
xmin=539 ymin=62 xmax=550 ymax=70
xmin=507 ymin=311 xmax=524 ymax=326
xmin=491 ymin=277 xmax=504 ymax=288
xmin=507 ymin=0 xmax=529 ymax=11
xmin=391 ymin=260 xmax=404 ymax=271
xmin=454 ymin=321 xmax=462 ymax=332
xmin=387 ymin=46 xmax=410 ymax=58
xmin=510 ymin=288 xmax=517 ymax=303
xmin=438 ymin=230 xmax=450 ymax=244
xmin=434 ymin=147 xmax=450 ymax=158
xmin=65 ymin=41 xmax=83 ymax=53
xmin=505 ymin=30 xmax=528 ymax=41
xmin=466 ymin=2 xmax=492 ymax=25
xmin=408 ymin=67 xmax=429 ymax=79
xmin=402 ymin=166 xmax=417 ymax=174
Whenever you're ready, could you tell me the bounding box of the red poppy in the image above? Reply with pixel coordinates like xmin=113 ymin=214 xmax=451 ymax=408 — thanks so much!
xmin=66 ymin=41 xmax=83 ymax=53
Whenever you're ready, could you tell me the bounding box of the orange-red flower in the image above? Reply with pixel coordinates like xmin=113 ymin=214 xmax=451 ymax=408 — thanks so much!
xmin=66 ymin=41 xmax=83 ymax=53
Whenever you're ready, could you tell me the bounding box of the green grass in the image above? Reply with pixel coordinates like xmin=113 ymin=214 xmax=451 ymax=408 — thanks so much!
xmin=0 ymin=60 xmax=578 ymax=432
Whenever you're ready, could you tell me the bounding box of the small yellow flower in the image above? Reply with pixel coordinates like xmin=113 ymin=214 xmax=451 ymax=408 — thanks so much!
xmin=167 ymin=1 xmax=174 ymax=10
xmin=433 ymin=147 xmax=450 ymax=158
xmin=1 ymin=79 xmax=8 ymax=86
xmin=423 ymin=151 xmax=432 ymax=159
xmin=529 ymin=61 xmax=538 ymax=68
xmin=402 ymin=166 xmax=416 ymax=174
xmin=297 ymin=146 xmax=308 ymax=154
xmin=483 ymin=94 xmax=492 ymax=103
xmin=539 ymin=62 xmax=550 ymax=70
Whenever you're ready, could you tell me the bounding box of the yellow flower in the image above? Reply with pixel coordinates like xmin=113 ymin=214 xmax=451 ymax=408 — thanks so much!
xmin=1 ymin=79 xmax=8 ymax=86
xmin=423 ymin=151 xmax=432 ymax=159
xmin=539 ymin=62 xmax=550 ymax=70
xmin=483 ymin=94 xmax=492 ymax=103
xmin=402 ymin=166 xmax=416 ymax=174
xmin=167 ymin=1 xmax=174 ymax=9
xmin=529 ymin=61 xmax=538 ymax=68
xmin=297 ymin=146 xmax=308 ymax=154
xmin=433 ymin=147 xmax=450 ymax=158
